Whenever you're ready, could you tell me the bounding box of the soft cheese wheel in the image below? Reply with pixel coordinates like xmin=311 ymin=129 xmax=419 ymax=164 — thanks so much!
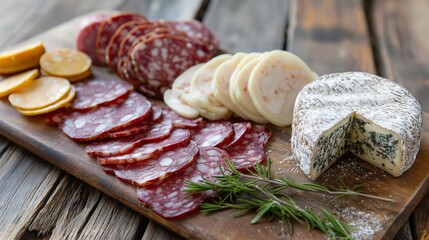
xmin=190 ymin=54 xmax=232 ymax=113
xmin=8 ymin=76 xmax=71 ymax=110
xmin=249 ymin=50 xmax=316 ymax=126
xmin=230 ymin=56 xmax=268 ymax=123
xmin=40 ymin=48 xmax=92 ymax=78
xmin=164 ymin=89 xmax=199 ymax=118
xmin=212 ymin=53 xmax=249 ymax=119
xmin=0 ymin=69 xmax=39 ymax=97
xmin=0 ymin=42 xmax=45 ymax=74
xmin=292 ymin=72 xmax=422 ymax=180
xmin=17 ymin=86 xmax=76 ymax=116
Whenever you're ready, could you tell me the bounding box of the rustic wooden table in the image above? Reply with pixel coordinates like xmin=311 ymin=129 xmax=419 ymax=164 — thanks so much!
xmin=0 ymin=0 xmax=428 ymax=239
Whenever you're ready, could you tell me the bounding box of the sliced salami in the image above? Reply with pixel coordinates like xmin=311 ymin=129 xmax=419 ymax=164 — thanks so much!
xmin=76 ymin=12 xmax=113 ymax=65
xmin=103 ymin=141 xmax=198 ymax=186
xmin=96 ymin=12 xmax=147 ymax=65
xmin=150 ymin=104 xmax=163 ymax=123
xmin=97 ymin=128 xmax=190 ymax=165
xmin=105 ymin=20 xmax=146 ymax=71
xmin=71 ymin=75 xmax=133 ymax=111
xmin=86 ymin=118 xmax=174 ymax=157
xmin=227 ymin=124 xmax=271 ymax=170
xmin=136 ymin=146 xmax=230 ymax=219
xmin=161 ymin=107 xmax=203 ymax=128
xmin=191 ymin=121 xmax=234 ymax=148
xmin=59 ymin=92 xmax=151 ymax=141
xmin=225 ymin=122 xmax=252 ymax=148
xmin=131 ymin=34 xmax=211 ymax=98
xmin=40 ymin=108 xmax=70 ymax=126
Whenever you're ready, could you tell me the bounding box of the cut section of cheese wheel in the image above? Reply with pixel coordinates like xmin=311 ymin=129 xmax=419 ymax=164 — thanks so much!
xmin=292 ymin=72 xmax=422 ymax=179
xmin=17 ymin=86 xmax=76 ymax=116
xmin=136 ymin=146 xmax=230 ymax=219
xmin=0 ymin=69 xmax=39 ymax=97
xmin=102 ymin=141 xmax=199 ymax=187
xmin=40 ymin=48 xmax=92 ymax=78
xmin=164 ymin=89 xmax=199 ymax=118
xmin=212 ymin=53 xmax=249 ymax=119
xmin=190 ymin=54 xmax=232 ymax=114
xmin=0 ymin=42 xmax=45 ymax=74
xmin=249 ymin=50 xmax=317 ymax=126
xmin=9 ymin=77 xmax=71 ymax=110
xmin=230 ymin=56 xmax=268 ymax=123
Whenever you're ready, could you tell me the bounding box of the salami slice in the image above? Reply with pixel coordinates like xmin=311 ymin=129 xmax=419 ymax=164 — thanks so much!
xmin=131 ymin=34 xmax=211 ymax=98
xmin=59 ymin=92 xmax=151 ymax=141
xmin=97 ymin=128 xmax=190 ymax=165
xmin=227 ymin=124 xmax=271 ymax=170
xmin=40 ymin=108 xmax=70 ymax=126
xmin=225 ymin=122 xmax=252 ymax=148
xmin=76 ymin=12 xmax=112 ymax=65
xmin=71 ymin=75 xmax=133 ymax=111
xmin=86 ymin=118 xmax=174 ymax=157
xmin=191 ymin=121 xmax=234 ymax=148
xmin=136 ymin=146 xmax=229 ymax=219
xmin=161 ymin=107 xmax=202 ymax=128
xmin=103 ymin=141 xmax=198 ymax=186
xmin=96 ymin=12 xmax=147 ymax=65
xmin=150 ymin=104 xmax=163 ymax=123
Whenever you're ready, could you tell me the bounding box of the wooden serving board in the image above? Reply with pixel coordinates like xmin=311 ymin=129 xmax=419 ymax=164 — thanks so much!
xmin=1 ymin=12 xmax=428 ymax=240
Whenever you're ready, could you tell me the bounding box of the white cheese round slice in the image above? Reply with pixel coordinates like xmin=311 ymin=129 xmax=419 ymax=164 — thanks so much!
xmin=164 ymin=89 xmax=200 ymax=118
xmin=248 ymin=50 xmax=316 ymax=127
xmin=172 ymin=63 xmax=203 ymax=98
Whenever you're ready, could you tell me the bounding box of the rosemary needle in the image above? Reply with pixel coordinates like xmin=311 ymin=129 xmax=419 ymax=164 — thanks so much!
xmin=185 ymin=159 xmax=393 ymax=239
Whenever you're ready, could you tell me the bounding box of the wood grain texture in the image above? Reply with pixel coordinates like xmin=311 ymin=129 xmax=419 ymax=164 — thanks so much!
xmin=372 ymin=0 xmax=429 ymax=112
xmin=203 ymin=0 xmax=289 ymax=52
xmin=288 ymin=0 xmax=375 ymax=74
xmin=142 ymin=222 xmax=182 ymax=240
xmin=0 ymin=14 xmax=428 ymax=239
xmin=0 ymin=145 xmax=61 ymax=239
xmin=393 ymin=220 xmax=413 ymax=240
xmin=411 ymin=192 xmax=429 ymax=240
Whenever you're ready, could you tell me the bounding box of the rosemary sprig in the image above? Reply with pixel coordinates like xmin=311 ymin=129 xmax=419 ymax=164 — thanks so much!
xmin=185 ymin=159 xmax=393 ymax=239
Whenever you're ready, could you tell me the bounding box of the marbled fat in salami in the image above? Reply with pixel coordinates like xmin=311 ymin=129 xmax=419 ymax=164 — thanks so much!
xmin=72 ymin=75 xmax=133 ymax=111
xmin=161 ymin=107 xmax=202 ymax=129
xmin=59 ymin=92 xmax=151 ymax=141
xmin=225 ymin=122 xmax=252 ymax=148
xmin=97 ymin=128 xmax=190 ymax=165
xmin=103 ymin=141 xmax=198 ymax=186
xmin=136 ymin=146 xmax=230 ymax=218
xmin=86 ymin=118 xmax=174 ymax=157
xmin=191 ymin=121 xmax=234 ymax=148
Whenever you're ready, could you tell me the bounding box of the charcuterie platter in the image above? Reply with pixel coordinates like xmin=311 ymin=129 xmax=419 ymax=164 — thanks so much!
xmin=0 ymin=11 xmax=428 ymax=240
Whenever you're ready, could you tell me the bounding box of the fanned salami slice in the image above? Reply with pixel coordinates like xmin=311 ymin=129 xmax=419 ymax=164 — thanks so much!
xmin=161 ymin=107 xmax=202 ymax=128
xmin=72 ymin=75 xmax=133 ymax=110
xmin=97 ymin=128 xmax=190 ymax=165
xmin=40 ymin=108 xmax=70 ymax=126
xmin=96 ymin=12 xmax=147 ymax=65
xmin=226 ymin=122 xmax=252 ymax=148
xmin=103 ymin=141 xmax=198 ymax=186
xmin=227 ymin=124 xmax=272 ymax=170
xmin=136 ymin=146 xmax=229 ymax=219
xmin=86 ymin=118 xmax=174 ymax=156
xmin=191 ymin=121 xmax=234 ymax=148
xmin=105 ymin=20 xmax=146 ymax=71
xmin=59 ymin=92 xmax=151 ymax=141
xmin=131 ymin=34 xmax=211 ymax=98
xmin=76 ymin=12 xmax=113 ymax=65
xmin=150 ymin=104 xmax=162 ymax=122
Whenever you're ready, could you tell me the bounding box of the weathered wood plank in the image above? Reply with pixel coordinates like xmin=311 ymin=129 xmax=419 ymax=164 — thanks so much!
xmin=372 ymin=0 xmax=429 ymax=112
xmin=393 ymin=220 xmax=413 ymax=240
xmin=144 ymin=0 xmax=204 ymax=20
xmin=288 ymin=0 xmax=375 ymax=74
xmin=410 ymin=192 xmax=429 ymax=240
xmin=203 ymin=0 xmax=289 ymax=52
xmin=0 ymin=145 xmax=61 ymax=239
xmin=142 ymin=221 xmax=182 ymax=240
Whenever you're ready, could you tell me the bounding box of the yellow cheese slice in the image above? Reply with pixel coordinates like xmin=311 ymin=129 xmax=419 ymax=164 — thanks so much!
xmin=0 ymin=69 xmax=39 ymax=97
xmin=40 ymin=48 xmax=91 ymax=77
xmin=9 ymin=76 xmax=71 ymax=110
xmin=41 ymin=67 xmax=92 ymax=82
xmin=17 ymin=86 xmax=76 ymax=116
xmin=0 ymin=42 xmax=45 ymax=73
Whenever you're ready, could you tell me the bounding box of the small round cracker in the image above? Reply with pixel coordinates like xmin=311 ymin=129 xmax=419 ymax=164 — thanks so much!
xmin=9 ymin=76 xmax=71 ymax=110
xmin=17 ymin=86 xmax=76 ymax=116
xmin=40 ymin=48 xmax=91 ymax=77
xmin=0 ymin=69 xmax=39 ymax=97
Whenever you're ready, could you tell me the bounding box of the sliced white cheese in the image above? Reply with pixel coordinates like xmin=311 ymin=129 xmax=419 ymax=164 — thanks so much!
xmin=212 ymin=52 xmax=249 ymax=119
xmin=164 ymin=89 xmax=199 ymax=118
xmin=248 ymin=50 xmax=316 ymax=127
xmin=172 ymin=64 xmax=203 ymax=98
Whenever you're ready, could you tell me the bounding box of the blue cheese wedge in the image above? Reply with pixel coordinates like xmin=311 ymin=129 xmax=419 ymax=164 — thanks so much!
xmin=292 ymin=72 xmax=422 ymax=180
